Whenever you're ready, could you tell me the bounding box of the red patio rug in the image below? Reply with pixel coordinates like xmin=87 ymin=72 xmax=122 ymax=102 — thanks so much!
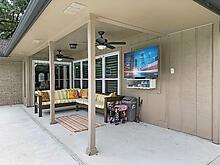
xmin=56 ymin=114 xmax=103 ymax=133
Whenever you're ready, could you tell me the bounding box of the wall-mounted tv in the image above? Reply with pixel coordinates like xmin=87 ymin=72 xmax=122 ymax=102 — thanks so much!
xmin=124 ymin=45 xmax=159 ymax=79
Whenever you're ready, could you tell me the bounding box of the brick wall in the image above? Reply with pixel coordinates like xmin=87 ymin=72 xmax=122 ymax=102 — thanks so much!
xmin=0 ymin=60 xmax=23 ymax=105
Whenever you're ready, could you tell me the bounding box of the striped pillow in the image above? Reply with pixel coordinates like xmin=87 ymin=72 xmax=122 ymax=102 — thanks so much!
xmin=55 ymin=90 xmax=67 ymax=100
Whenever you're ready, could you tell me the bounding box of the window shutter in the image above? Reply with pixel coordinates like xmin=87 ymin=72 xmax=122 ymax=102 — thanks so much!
xmin=74 ymin=80 xmax=81 ymax=88
xmin=105 ymin=80 xmax=118 ymax=94
xmin=96 ymin=80 xmax=102 ymax=93
xmin=82 ymin=61 xmax=88 ymax=79
xmin=82 ymin=80 xmax=88 ymax=89
xmin=105 ymin=55 xmax=118 ymax=78
xmin=74 ymin=62 xmax=81 ymax=78
xmin=96 ymin=58 xmax=102 ymax=78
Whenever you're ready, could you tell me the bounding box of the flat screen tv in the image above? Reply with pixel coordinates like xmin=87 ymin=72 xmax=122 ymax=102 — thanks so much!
xmin=124 ymin=45 xmax=159 ymax=79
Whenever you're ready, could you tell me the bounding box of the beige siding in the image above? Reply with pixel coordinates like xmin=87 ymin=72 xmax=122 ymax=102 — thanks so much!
xmin=167 ymin=33 xmax=182 ymax=131
xmin=181 ymin=29 xmax=197 ymax=135
xmin=122 ymin=24 xmax=213 ymax=139
xmin=0 ymin=61 xmax=23 ymax=105
xmin=196 ymin=25 xmax=213 ymax=139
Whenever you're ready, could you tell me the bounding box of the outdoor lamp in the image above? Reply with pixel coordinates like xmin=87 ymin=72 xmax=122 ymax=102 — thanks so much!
xmin=97 ymin=44 xmax=106 ymax=50
xmin=56 ymin=58 xmax=63 ymax=61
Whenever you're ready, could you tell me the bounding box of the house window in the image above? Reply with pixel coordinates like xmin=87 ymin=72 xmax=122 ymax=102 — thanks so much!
xmin=73 ymin=51 xmax=120 ymax=94
xmin=34 ymin=61 xmax=72 ymax=91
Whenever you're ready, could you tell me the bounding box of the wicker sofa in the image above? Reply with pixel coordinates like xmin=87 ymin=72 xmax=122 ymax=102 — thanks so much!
xmin=34 ymin=88 xmax=124 ymax=122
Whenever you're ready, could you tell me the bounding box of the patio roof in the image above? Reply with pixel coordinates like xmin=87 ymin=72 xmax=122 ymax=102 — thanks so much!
xmin=1 ymin=0 xmax=52 ymax=57
xmin=4 ymin=0 xmax=218 ymax=58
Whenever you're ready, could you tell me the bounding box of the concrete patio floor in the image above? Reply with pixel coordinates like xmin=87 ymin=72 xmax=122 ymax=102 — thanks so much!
xmin=23 ymin=105 xmax=220 ymax=165
xmin=1 ymin=105 xmax=220 ymax=165
xmin=0 ymin=105 xmax=78 ymax=165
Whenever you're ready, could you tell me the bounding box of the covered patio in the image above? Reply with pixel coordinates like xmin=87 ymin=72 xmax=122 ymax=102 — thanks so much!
xmin=2 ymin=0 xmax=220 ymax=164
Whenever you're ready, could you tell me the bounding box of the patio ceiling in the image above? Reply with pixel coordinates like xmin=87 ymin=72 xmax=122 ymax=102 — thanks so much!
xmin=10 ymin=0 xmax=218 ymax=58
xmin=32 ymin=21 xmax=145 ymax=60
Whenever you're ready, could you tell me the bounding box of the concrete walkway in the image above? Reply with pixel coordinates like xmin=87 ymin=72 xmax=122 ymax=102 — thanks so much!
xmin=0 ymin=105 xmax=78 ymax=165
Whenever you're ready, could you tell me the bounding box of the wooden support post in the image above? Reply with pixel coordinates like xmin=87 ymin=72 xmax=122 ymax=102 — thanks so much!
xmin=86 ymin=14 xmax=98 ymax=156
xmin=48 ymin=41 xmax=56 ymax=124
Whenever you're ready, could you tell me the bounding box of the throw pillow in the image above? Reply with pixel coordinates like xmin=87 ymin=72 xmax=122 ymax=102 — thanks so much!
xmin=40 ymin=91 xmax=50 ymax=102
xmin=67 ymin=89 xmax=79 ymax=99
xmin=79 ymin=89 xmax=88 ymax=98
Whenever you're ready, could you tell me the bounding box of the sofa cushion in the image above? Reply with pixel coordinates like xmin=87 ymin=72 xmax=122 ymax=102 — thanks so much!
xmin=67 ymin=89 xmax=79 ymax=99
xmin=95 ymin=94 xmax=106 ymax=104
xmin=55 ymin=90 xmax=67 ymax=100
xmin=76 ymin=98 xmax=88 ymax=105
xmin=42 ymin=101 xmax=50 ymax=106
xmin=95 ymin=101 xmax=104 ymax=109
xmin=55 ymin=99 xmax=76 ymax=104
xmin=76 ymin=99 xmax=104 ymax=109
xmin=79 ymin=89 xmax=88 ymax=98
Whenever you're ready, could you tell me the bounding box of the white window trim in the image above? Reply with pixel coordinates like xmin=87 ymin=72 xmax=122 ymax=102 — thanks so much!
xmin=72 ymin=51 xmax=121 ymax=94
xmin=32 ymin=60 xmax=72 ymax=106
xmin=32 ymin=60 xmax=72 ymax=90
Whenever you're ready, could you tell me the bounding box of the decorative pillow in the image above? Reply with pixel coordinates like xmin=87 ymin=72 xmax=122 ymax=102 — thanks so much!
xmin=55 ymin=90 xmax=67 ymax=100
xmin=55 ymin=91 xmax=59 ymax=100
xmin=39 ymin=91 xmax=50 ymax=102
xmin=67 ymin=89 xmax=79 ymax=99
xmin=79 ymin=89 xmax=88 ymax=98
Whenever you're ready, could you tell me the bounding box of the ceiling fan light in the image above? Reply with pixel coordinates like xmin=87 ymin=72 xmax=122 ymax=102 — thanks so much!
xmin=97 ymin=45 xmax=106 ymax=50
xmin=56 ymin=58 xmax=63 ymax=61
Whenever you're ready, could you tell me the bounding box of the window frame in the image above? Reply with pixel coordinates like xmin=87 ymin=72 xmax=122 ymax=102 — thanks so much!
xmin=72 ymin=51 xmax=121 ymax=94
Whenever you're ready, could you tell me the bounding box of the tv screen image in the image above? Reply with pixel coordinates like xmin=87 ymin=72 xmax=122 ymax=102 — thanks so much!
xmin=124 ymin=45 xmax=159 ymax=79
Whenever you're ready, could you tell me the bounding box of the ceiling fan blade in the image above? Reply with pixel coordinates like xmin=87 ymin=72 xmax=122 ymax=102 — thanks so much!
xmin=61 ymin=56 xmax=75 ymax=60
xmin=105 ymin=43 xmax=115 ymax=49
xmin=108 ymin=41 xmax=126 ymax=45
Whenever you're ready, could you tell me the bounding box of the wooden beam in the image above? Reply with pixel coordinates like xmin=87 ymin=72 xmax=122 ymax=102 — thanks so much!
xmin=48 ymin=41 xmax=56 ymax=125
xmin=86 ymin=14 xmax=98 ymax=156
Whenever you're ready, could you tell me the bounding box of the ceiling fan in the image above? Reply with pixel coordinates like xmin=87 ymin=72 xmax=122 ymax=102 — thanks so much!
xmin=56 ymin=50 xmax=74 ymax=61
xmin=96 ymin=31 xmax=126 ymax=50
xmin=69 ymin=31 xmax=126 ymax=50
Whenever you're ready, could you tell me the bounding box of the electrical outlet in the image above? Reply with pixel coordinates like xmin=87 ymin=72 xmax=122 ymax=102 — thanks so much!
xmin=170 ymin=68 xmax=175 ymax=74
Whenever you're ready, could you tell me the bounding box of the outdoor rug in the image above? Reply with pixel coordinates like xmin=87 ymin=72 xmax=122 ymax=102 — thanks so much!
xmin=56 ymin=114 xmax=104 ymax=133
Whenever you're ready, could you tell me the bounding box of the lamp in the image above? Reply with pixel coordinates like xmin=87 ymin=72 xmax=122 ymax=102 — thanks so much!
xmin=97 ymin=44 xmax=106 ymax=50
xmin=56 ymin=58 xmax=63 ymax=61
